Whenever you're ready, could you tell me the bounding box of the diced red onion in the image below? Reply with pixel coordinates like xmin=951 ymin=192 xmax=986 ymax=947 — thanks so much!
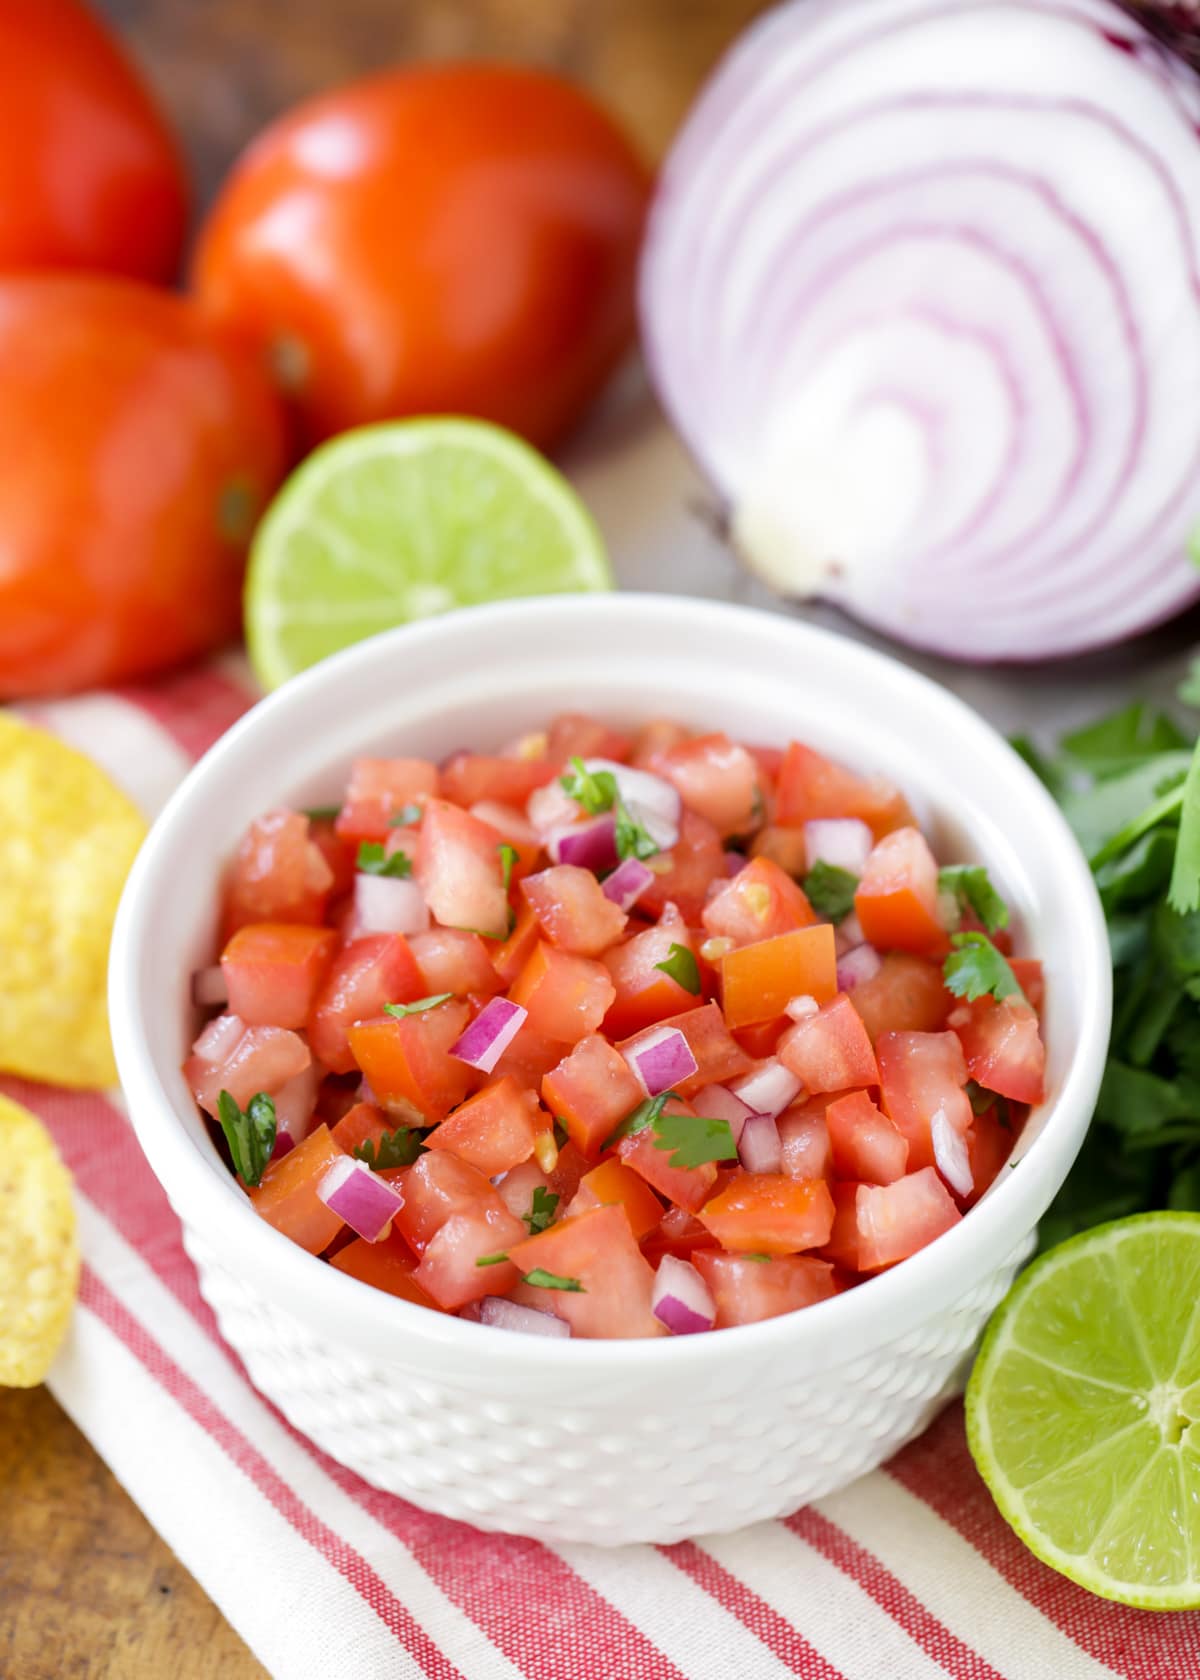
xmin=353 ymin=872 xmax=430 ymax=937
xmin=480 ymin=1296 xmax=571 ymax=1336
xmin=694 ymin=1082 xmax=754 ymax=1137
xmin=582 ymin=758 xmax=681 ymax=849
xmin=785 ymin=993 xmax=820 ymax=1022
xmin=640 ymin=0 xmax=1200 ymax=661
xmin=836 ymin=944 xmax=883 ymax=993
xmin=624 ymin=1025 xmax=698 ymax=1096
xmin=730 ymin=1058 xmax=802 ymax=1118
xmin=190 ymin=965 xmax=228 ymax=1009
xmin=652 ymin=1255 xmax=717 ymax=1335
xmin=317 ymin=1156 xmax=405 ymax=1242
xmin=451 ymin=998 xmax=528 ymax=1073
xmin=602 ymin=855 xmax=655 ymax=910
xmin=547 ymin=813 xmax=619 ymax=872
xmin=191 ymin=1012 xmax=245 ymax=1064
xmin=803 ymin=819 xmax=872 ymax=876
xmin=931 ymin=1108 xmax=974 ymax=1198
xmin=737 ymin=1111 xmax=783 ymax=1174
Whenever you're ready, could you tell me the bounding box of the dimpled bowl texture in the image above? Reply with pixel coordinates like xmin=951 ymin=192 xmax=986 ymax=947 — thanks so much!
xmin=109 ymin=595 xmax=1110 ymax=1545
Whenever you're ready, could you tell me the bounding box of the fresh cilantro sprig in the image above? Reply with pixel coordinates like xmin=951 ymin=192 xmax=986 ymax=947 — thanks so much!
xmin=353 ymin=1127 xmax=427 ymax=1170
xmin=802 ymin=861 xmax=859 ymax=922
xmin=217 ymin=1089 xmax=276 ymax=1187
xmin=654 ymin=942 xmax=701 ymax=994
xmin=523 ymin=1186 xmax=559 ymax=1235
xmin=943 ymin=932 xmax=1025 ymax=1003
xmin=384 ymin=993 xmax=453 ymax=1017
xmin=938 ymin=864 xmax=1010 ymax=934
xmin=357 ymin=841 xmax=412 ymax=878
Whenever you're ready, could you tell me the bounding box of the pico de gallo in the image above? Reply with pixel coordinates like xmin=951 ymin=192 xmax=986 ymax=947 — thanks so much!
xmin=184 ymin=714 xmax=1047 ymax=1339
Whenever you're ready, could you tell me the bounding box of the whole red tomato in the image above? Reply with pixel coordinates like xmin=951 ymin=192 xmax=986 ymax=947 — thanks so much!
xmin=0 ymin=0 xmax=187 ymax=282
xmin=0 ymin=277 xmax=287 ymax=698
xmin=192 ymin=63 xmax=651 ymax=450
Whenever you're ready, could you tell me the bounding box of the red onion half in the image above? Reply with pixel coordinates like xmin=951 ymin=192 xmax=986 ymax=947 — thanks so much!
xmin=641 ymin=0 xmax=1200 ymax=660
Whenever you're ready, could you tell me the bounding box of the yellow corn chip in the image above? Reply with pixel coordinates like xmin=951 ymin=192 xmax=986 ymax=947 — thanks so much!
xmin=0 ymin=714 xmax=146 ymax=1087
xmin=0 ymin=1093 xmax=79 ymax=1386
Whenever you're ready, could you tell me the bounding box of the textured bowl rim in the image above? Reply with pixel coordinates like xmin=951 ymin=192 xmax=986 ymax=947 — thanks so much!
xmin=109 ymin=593 xmax=1111 ymax=1372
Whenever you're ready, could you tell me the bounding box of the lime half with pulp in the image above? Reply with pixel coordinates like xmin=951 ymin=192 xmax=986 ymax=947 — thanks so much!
xmin=245 ymin=418 xmax=612 ymax=689
xmin=967 ymin=1212 xmax=1200 ymax=1609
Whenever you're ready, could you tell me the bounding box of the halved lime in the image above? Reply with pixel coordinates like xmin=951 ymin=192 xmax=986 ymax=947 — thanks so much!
xmin=967 ymin=1212 xmax=1200 ymax=1609
xmin=244 ymin=418 xmax=612 ymax=689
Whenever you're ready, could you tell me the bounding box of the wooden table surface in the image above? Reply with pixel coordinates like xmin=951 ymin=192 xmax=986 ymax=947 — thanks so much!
xmin=0 ymin=2 xmax=767 ymax=1675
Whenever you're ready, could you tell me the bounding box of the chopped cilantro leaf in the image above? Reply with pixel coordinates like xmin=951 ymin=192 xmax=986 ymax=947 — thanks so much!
xmin=475 ymin=1251 xmax=511 ymax=1268
xmin=353 ymin=1127 xmax=426 ymax=1170
xmin=303 ymin=804 xmax=341 ymax=822
xmin=523 ymin=1186 xmax=559 ymax=1235
xmin=216 ymin=1089 xmax=276 ymax=1187
xmin=388 ymin=803 xmax=423 ymax=828
xmin=357 ymin=840 xmax=412 ymax=878
xmin=498 ymin=842 xmax=519 ymax=893
xmin=654 ymin=942 xmax=701 ymax=994
xmin=523 ymin=1267 xmax=585 ymax=1292
xmin=559 ymin=756 xmax=617 ymax=815
xmin=938 ymin=864 xmax=1010 ymax=934
xmin=802 ymin=860 xmax=859 ymax=922
xmin=943 ymin=932 xmax=1025 ymax=1003
xmin=651 ymin=1112 xmax=737 ymax=1170
xmin=602 ymin=1090 xmax=679 ymax=1152
xmin=384 ymin=993 xmax=453 ymax=1017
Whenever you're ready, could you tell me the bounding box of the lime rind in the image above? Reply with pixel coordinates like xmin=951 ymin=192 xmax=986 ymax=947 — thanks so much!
xmin=245 ymin=417 xmax=612 ymax=690
xmin=967 ymin=1211 xmax=1200 ymax=1610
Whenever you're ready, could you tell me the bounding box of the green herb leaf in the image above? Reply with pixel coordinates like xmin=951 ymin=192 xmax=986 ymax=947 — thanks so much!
xmin=523 ymin=1267 xmax=585 ymax=1292
xmin=475 ymin=1251 xmax=511 ymax=1268
xmin=498 ymin=842 xmax=519 ymax=893
xmin=388 ymin=803 xmax=423 ymax=828
xmin=303 ymin=804 xmax=342 ymax=822
xmin=353 ymin=1127 xmax=427 ymax=1170
xmin=938 ymin=864 xmax=1010 ymax=934
xmin=802 ymin=860 xmax=859 ymax=923
xmin=614 ymin=797 xmax=660 ymax=861
xmin=357 ymin=840 xmax=413 ymax=878
xmin=216 ymin=1089 xmax=276 ymax=1188
xmin=943 ymin=932 xmax=1025 ymax=1003
xmin=523 ymin=1186 xmax=560 ymax=1236
xmin=384 ymin=993 xmax=454 ymax=1018
xmin=559 ymin=756 xmax=617 ymax=815
xmin=654 ymin=942 xmax=701 ymax=995
xmin=602 ymin=1090 xmax=679 ymax=1152
xmin=651 ymin=1112 xmax=738 ymax=1170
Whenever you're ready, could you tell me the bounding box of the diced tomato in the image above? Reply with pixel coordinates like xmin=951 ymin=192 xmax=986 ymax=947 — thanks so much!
xmin=330 ymin=1230 xmax=443 ymax=1309
xmin=617 ymin=1098 xmax=719 ymax=1212
xmin=630 ymin=718 xmax=691 ymax=768
xmin=619 ymin=1002 xmax=750 ymax=1098
xmin=416 ymin=798 xmax=510 ymax=939
xmin=721 ymin=924 xmax=837 ymax=1030
xmin=658 ymin=732 xmax=760 ymax=838
xmin=702 ymin=856 xmax=817 ymax=948
xmin=568 ymin=1159 xmax=664 ymax=1240
xmin=220 ymin=922 xmax=337 ymax=1030
xmin=823 ymin=1168 xmax=961 ymax=1270
xmin=508 ymin=942 xmax=615 ymax=1044
xmin=848 ymin=952 xmax=950 ymax=1042
xmin=855 ymin=828 xmax=950 ymax=959
xmin=602 ymin=904 xmax=704 ymax=1036
xmin=184 ymin=1018 xmax=311 ymax=1117
xmin=965 ymin=1106 xmax=1016 ymax=1203
xmin=777 ymin=993 xmax=879 ymax=1094
xmin=953 ymin=995 xmax=1046 ymax=1105
xmin=408 ymin=927 xmax=503 ymax=999
xmin=521 ymin=864 xmax=627 ymax=956
xmin=749 ymin=825 xmax=808 ymax=877
xmin=490 ymin=1021 xmax=572 ymax=1086
xmin=425 ymin=1076 xmax=539 ymax=1176
xmin=308 ymin=933 xmax=424 ymax=1074
xmin=509 ymin=1204 xmax=665 ymax=1338
xmin=490 ymin=903 xmax=541 ymax=987
xmin=330 ymin=1099 xmax=389 ymax=1157
xmin=1008 ymin=958 xmax=1045 ymax=1012
xmin=248 ymin=1123 xmax=345 ymax=1254
xmin=439 ymin=752 xmax=557 ymax=807
xmin=778 ymin=1099 xmax=834 ymax=1181
xmin=640 ymin=1205 xmax=714 ymax=1265
xmin=546 ymin=712 xmax=632 ymax=765
xmin=699 ymin=1174 xmax=835 ymax=1255
xmin=348 ymin=1000 xmax=474 ymax=1122
xmin=638 ymin=809 xmax=726 ymax=922
xmin=732 ymin=1016 xmax=788 ymax=1058
xmin=333 ymin=757 xmax=439 ymax=843
xmin=825 ymin=1091 xmax=908 ymax=1185
xmin=223 ymin=809 xmax=333 ymax=936
xmin=413 ymin=1201 xmax=526 ymax=1310
xmin=775 ymin=742 xmax=912 ymax=838
xmin=692 ymin=1251 xmax=836 ymax=1327
xmin=542 ymin=1033 xmax=643 ymax=1160
xmin=877 ymin=1030 xmax=972 ymax=1171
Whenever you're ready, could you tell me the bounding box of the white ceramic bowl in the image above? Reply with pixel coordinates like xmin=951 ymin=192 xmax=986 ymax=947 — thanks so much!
xmin=109 ymin=595 xmax=1110 ymax=1545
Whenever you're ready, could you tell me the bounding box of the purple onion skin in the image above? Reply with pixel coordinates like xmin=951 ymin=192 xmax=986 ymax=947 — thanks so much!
xmin=653 ymin=1294 xmax=715 ymax=1335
